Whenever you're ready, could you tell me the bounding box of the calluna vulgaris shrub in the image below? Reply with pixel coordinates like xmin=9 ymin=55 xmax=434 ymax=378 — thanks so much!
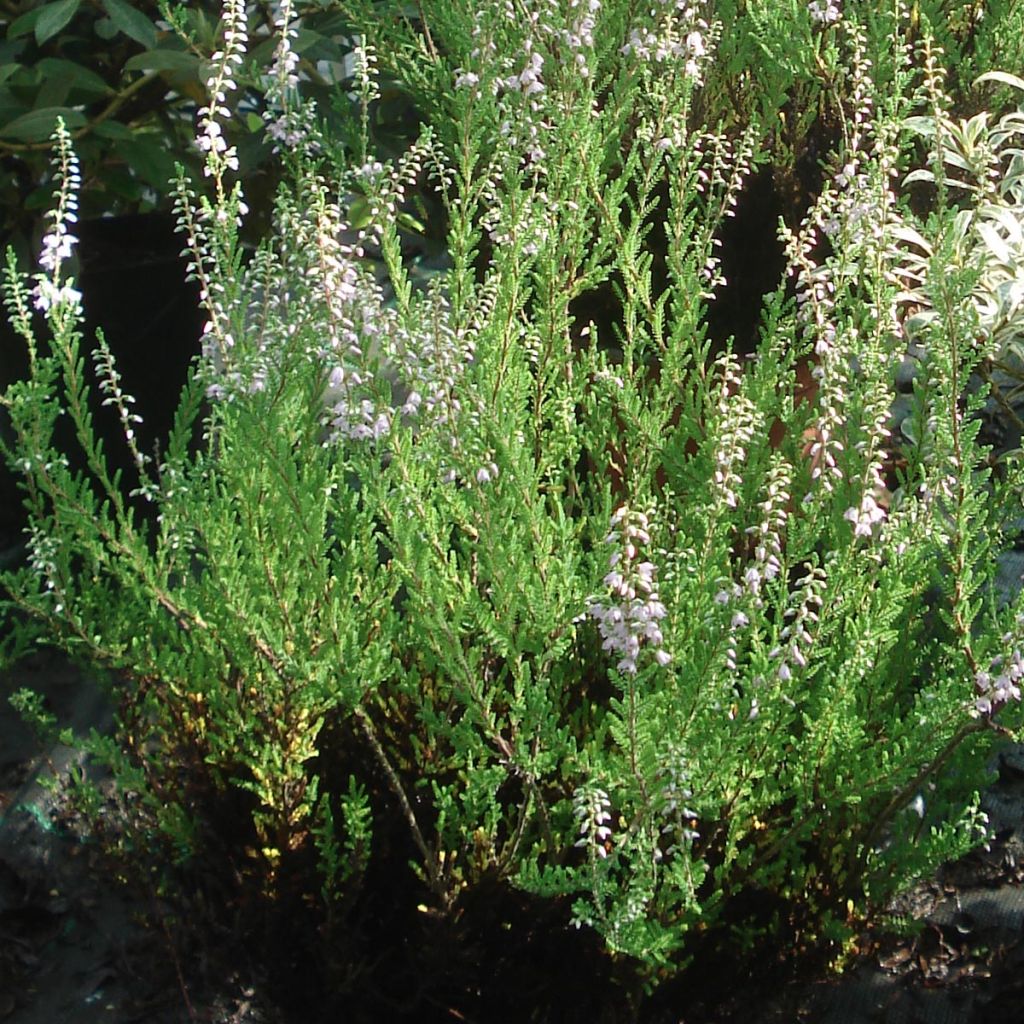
xmin=3 ymin=0 xmax=1024 ymax=985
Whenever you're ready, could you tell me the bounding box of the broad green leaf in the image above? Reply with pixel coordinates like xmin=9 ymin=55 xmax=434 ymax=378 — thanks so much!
xmin=124 ymin=49 xmax=199 ymax=73
xmin=36 ymin=58 xmax=112 ymax=96
xmin=0 ymin=105 xmax=85 ymax=141
xmin=35 ymin=0 xmax=82 ymax=46
xmin=0 ymin=64 xmax=21 ymax=86
xmin=35 ymin=69 xmax=71 ymax=108
xmin=102 ymin=0 xmax=158 ymax=48
xmin=25 ymin=184 xmax=55 ymax=210
xmin=115 ymin=136 xmax=177 ymax=190
xmin=95 ymin=165 xmax=142 ymax=202
xmin=94 ymin=16 xmax=118 ymax=41
xmin=92 ymin=119 xmax=133 ymax=139
xmin=8 ymin=8 xmax=44 ymax=40
xmin=0 ymin=92 xmax=28 ymax=126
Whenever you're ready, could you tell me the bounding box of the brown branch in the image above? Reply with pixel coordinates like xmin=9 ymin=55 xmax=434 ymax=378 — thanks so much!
xmin=353 ymin=705 xmax=450 ymax=906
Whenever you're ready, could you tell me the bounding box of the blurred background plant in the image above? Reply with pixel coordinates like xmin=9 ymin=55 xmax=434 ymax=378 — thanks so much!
xmin=891 ymin=70 xmax=1024 ymax=453
xmin=0 ymin=0 xmax=429 ymax=259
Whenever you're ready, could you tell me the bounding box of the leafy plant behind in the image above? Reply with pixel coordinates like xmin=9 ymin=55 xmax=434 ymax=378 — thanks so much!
xmin=0 ymin=0 xmax=383 ymax=255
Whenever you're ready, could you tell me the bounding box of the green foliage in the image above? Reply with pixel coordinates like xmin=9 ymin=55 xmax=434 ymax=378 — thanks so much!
xmin=8 ymin=683 xmax=56 ymax=742
xmin=3 ymin=0 xmax=1024 ymax=996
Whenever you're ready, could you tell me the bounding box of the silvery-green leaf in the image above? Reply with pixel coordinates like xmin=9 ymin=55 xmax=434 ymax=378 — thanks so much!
xmin=902 ymin=168 xmax=935 ymax=187
xmin=960 ymin=113 xmax=992 ymax=147
xmin=904 ymin=310 xmax=939 ymax=338
xmin=976 ymin=221 xmax=1012 ymax=265
xmin=891 ymin=224 xmax=934 ymax=251
xmin=975 ymin=71 xmax=1024 ymax=93
xmin=903 ymin=115 xmax=937 ymax=136
xmin=979 ymin=206 xmax=1023 ymax=244
xmin=940 ymin=150 xmax=975 ymax=174
xmin=953 ymin=209 xmax=976 ymax=239
xmin=995 ymin=279 xmax=1024 ymax=311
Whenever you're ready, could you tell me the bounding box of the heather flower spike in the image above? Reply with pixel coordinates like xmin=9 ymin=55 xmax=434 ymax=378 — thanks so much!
xmin=710 ymin=354 xmax=757 ymax=510
xmin=196 ymin=0 xmax=247 ymax=181
xmin=32 ymin=119 xmax=82 ymax=314
xmin=573 ymin=785 xmax=614 ymax=858
xmin=587 ymin=506 xmax=672 ymax=675
xmin=263 ymin=0 xmax=317 ymax=153
xmin=844 ymin=491 xmax=886 ymax=539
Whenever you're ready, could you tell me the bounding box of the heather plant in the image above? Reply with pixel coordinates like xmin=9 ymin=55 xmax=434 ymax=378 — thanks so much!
xmin=3 ymin=0 xmax=1024 ymax=995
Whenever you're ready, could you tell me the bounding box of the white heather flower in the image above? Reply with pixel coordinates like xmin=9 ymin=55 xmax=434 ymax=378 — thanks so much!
xmin=573 ymin=785 xmax=613 ymax=858
xmin=505 ymin=50 xmax=545 ymax=96
xmin=475 ymin=462 xmax=499 ymax=485
xmin=710 ymin=354 xmax=758 ymax=509
xmin=352 ymin=41 xmax=381 ymax=104
xmin=656 ymin=747 xmax=700 ymax=855
xmin=269 ymin=1 xmax=300 ymax=91
xmin=844 ymin=492 xmax=886 ymax=539
xmin=94 ymin=338 xmax=150 ymax=477
xmin=620 ymin=0 xmax=712 ymax=82
xmin=771 ymin=565 xmax=827 ymax=685
xmin=262 ymin=3 xmax=320 ymax=160
xmin=196 ymin=0 xmax=247 ymax=177
xmin=974 ymin=619 xmax=1024 ymax=716
xmin=32 ymin=279 xmax=81 ymax=312
xmin=33 ymin=120 xmax=82 ymax=311
xmin=39 ymin=229 xmax=78 ymax=272
xmin=560 ymin=0 xmax=600 ymax=76
xmin=587 ymin=506 xmax=672 ymax=674
xmin=808 ymin=0 xmax=841 ymax=24
xmin=788 ymin=264 xmax=846 ymax=491
xmin=744 ymin=459 xmax=791 ymax=599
